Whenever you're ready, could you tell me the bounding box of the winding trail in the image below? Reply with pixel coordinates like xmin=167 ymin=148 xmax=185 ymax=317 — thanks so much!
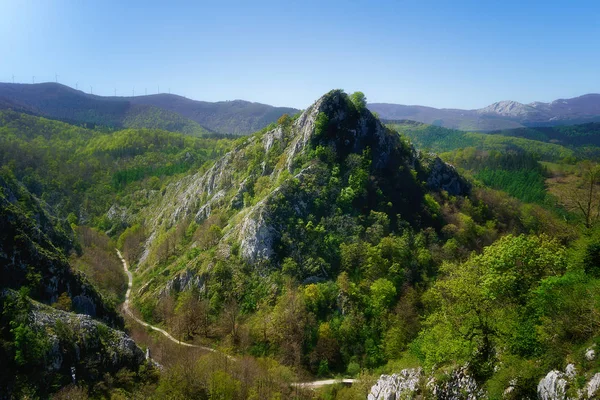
xmin=116 ymin=249 xmax=356 ymax=388
xmin=293 ymin=379 xmax=356 ymax=389
xmin=117 ymin=249 xmax=226 ymax=355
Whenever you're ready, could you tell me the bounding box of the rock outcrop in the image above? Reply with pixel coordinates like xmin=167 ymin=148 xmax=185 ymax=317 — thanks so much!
xmin=126 ymin=90 xmax=475 ymax=305
xmin=0 ymin=172 xmax=122 ymax=326
xmin=538 ymin=370 xmax=568 ymax=400
xmin=368 ymin=368 xmax=422 ymax=400
xmin=159 ymin=269 xmax=206 ymax=296
xmin=423 ymin=155 xmax=471 ymax=196
xmin=428 ymin=366 xmax=486 ymax=400
xmin=29 ymin=297 xmax=145 ymax=378
xmin=369 ymin=366 xmax=485 ymax=400
xmin=0 ymin=290 xmax=146 ymax=396
xmin=587 ymin=373 xmax=600 ymax=398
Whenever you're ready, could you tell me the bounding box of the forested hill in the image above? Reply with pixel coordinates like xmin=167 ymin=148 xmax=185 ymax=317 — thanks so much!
xmin=128 ymin=93 xmax=299 ymax=135
xmin=0 ymin=109 xmax=233 ymax=222
xmin=0 ymin=82 xmax=297 ymax=135
xmin=3 ymin=89 xmax=600 ymax=398
xmin=490 ymin=122 xmax=600 ymax=147
xmin=0 ymin=171 xmax=146 ymax=395
xmin=110 ymin=90 xmax=567 ymax=391
xmin=387 ymin=120 xmax=577 ymax=161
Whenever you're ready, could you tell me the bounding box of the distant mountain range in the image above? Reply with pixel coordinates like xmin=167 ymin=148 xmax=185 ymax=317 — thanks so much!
xmin=369 ymin=94 xmax=600 ymax=131
xmin=2 ymin=82 xmax=599 ymax=134
xmin=0 ymin=83 xmax=298 ymax=135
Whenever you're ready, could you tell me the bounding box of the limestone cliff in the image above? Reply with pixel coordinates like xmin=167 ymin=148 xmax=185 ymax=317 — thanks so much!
xmin=121 ymin=90 xmax=472 ymax=303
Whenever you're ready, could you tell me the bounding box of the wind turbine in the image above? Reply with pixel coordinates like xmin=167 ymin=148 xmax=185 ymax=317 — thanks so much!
xmin=32 ymin=76 xmax=35 ymax=84
xmin=55 ymin=73 xmax=58 ymax=83
xmin=90 ymin=86 xmax=93 ymax=95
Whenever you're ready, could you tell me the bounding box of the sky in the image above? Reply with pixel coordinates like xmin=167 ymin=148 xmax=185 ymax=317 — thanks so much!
xmin=1 ymin=0 xmax=599 ymax=109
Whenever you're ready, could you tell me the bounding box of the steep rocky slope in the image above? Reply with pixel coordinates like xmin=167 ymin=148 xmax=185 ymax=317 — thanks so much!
xmin=0 ymin=172 xmax=119 ymax=324
xmin=0 ymin=172 xmax=146 ymax=397
xmin=0 ymin=290 xmax=145 ymax=397
xmin=114 ymin=89 xmax=469 ymax=310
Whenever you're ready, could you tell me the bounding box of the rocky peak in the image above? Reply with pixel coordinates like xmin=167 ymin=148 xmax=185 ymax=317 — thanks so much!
xmin=125 ymin=90 xmax=472 ymax=284
xmin=478 ymin=100 xmax=535 ymax=118
xmin=288 ymin=90 xmax=405 ymax=170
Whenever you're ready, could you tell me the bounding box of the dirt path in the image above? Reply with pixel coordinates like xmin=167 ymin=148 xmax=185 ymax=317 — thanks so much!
xmin=293 ymin=378 xmax=357 ymax=388
xmin=116 ymin=249 xmax=356 ymax=388
xmin=117 ymin=249 xmax=227 ymax=355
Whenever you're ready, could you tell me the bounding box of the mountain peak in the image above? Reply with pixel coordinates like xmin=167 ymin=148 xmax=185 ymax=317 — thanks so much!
xmin=477 ymin=100 xmax=534 ymax=117
xmin=291 ymin=90 xmax=400 ymax=169
xmin=123 ymin=90 xmax=469 ymax=268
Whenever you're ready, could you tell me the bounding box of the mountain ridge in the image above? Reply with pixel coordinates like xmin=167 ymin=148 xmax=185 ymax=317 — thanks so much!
xmin=370 ymin=93 xmax=600 ymax=131
xmin=0 ymin=82 xmax=298 ymax=135
xmin=114 ymin=90 xmax=470 ymax=307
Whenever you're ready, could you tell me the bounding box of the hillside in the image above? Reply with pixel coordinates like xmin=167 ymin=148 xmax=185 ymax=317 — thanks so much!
xmin=387 ymin=120 xmax=576 ymax=161
xmin=128 ymin=93 xmax=299 ymax=135
xmin=0 ymin=171 xmax=147 ymax=397
xmin=0 ymin=110 xmax=232 ymax=222
xmin=2 ymin=89 xmax=600 ymax=399
xmin=0 ymin=82 xmax=297 ymax=135
xmin=119 ymin=90 xmax=470 ymax=280
xmin=370 ymin=93 xmax=600 ymax=131
xmin=98 ymin=90 xmax=600 ymax=400
xmin=491 ymin=122 xmax=600 ymax=147
xmin=105 ymin=91 xmax=577 ymax=393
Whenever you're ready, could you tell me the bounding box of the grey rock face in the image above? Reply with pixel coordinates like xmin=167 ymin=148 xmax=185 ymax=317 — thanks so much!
xmin=19 ymin=295 xmax=145 ymax=383
xmin=369 ymin=366 xmax=486 ymax=400
xmin=159 ymin=269 xmax=206 ymax=296
xmin=565 ymin=364 xmax=576 ymax=379
xmin=238 ymin=201 xmax=276 ymax=263
xmin=538 ymin=370 xmax=568 ymax=400
xmin=477 ymin=100 xmax=537 ymax=118
xmin=585 ymin=347 xmax=596 ymax=361
xmin=263 ymin=125 xmax=284 ymax=153
xmin=230 ymin=178 xmax=250 ymax=210
xmin=368 ymin=368 xmax=423 ymax=400
xmin=106 ymin=204 xmax=131 ymax=225
xmin=428 ymin=366 xmax=486 ymax=400
xmin=587 ymin=373 xmax=600 ymax=398
xmin=425 ymin=156 xmax=471 ymax=196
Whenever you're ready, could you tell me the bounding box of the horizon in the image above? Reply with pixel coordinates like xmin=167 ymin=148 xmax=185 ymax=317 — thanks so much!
xmin=2 ymin=80 xmax=598 ymax=111
xmin=1 ymin=1 xmax=599 ymax=109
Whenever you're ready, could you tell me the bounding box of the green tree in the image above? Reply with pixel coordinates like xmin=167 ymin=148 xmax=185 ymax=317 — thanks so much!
xmin=370 ymin=278 xmax=396 ymax=315
xmin=416 ymin=234 xmax=567 ymax=369
xmin=52 ymin=292 xmax=72 ymax=311
xmin=349 ymin=92 xmax=367 ymax=111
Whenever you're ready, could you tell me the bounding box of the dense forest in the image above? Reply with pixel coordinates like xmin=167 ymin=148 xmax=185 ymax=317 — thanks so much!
xmin=1 ymin=90 xmax=600 ymax=399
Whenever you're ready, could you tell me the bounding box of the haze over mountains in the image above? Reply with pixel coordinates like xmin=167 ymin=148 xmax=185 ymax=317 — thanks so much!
xmin=370 ymin=94 xmax=600 ymax=131
xmin=0 ymin=82 xmax=298 ymax=135
xmin=1 ymin=82 xmax=600 ymax=135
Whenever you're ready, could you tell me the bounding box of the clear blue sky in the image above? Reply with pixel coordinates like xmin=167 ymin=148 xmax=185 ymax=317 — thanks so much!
xmin=1 ymin=0 xmax=599 ymax=109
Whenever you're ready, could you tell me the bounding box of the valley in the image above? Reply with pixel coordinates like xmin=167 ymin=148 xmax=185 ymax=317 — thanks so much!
xmin=1 ymin=86 xmax=599 ymax=400
xmin=4 ymin=2 xmax=600 ymax=398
